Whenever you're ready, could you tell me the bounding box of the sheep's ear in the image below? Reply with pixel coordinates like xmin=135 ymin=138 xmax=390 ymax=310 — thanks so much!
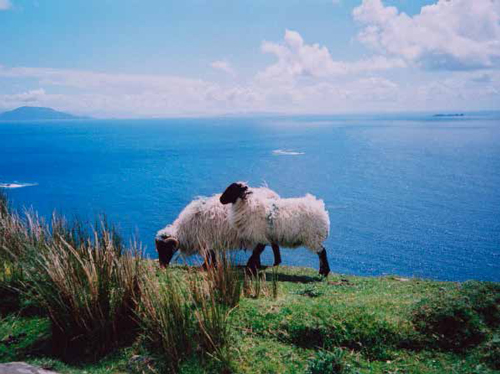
xmin=165 ymin=237 xmax=179 ymax=249
xmin=156 ymin=234 xmax=179 ymax=248
xmin=220 ymin=182 xmax=248 ymax=204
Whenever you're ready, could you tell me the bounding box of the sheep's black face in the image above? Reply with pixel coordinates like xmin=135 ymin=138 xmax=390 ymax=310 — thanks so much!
xmin=220 ymin=182 xmax=249 ymax=204
xmin=155 ymin=236 xmax=179 ymax=267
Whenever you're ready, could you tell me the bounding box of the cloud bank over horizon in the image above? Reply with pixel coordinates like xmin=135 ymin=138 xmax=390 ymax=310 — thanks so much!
xmin=0 ymin=0 xmax=499 ymax=117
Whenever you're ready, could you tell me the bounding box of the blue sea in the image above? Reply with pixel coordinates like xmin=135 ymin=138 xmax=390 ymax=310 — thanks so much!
xmin=1 ymin=113 xmax=499 ymax=282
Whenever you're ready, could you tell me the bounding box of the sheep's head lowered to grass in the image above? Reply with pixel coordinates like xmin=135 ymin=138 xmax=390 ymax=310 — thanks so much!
xmin=220 ymin=182 xmax=251 ymax=205
xmin=155 ymin=234 xmax=179 ymax=267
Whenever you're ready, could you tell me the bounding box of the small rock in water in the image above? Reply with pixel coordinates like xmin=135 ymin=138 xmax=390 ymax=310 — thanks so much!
xmin=0 ymin=362 xmax=59 ymax=374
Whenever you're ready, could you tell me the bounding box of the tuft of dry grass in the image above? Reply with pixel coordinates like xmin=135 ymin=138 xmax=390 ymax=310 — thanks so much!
xmin=201 ymin=248 xmax=242 ymax=308
xmin=191 ymin=257 xmax=239 ymax=367
xmin=0 ymin=193 xmax=46 ymax=313
xmin=243 ymin=270 xmax=272 ymax=299
xmin=23 ymin=224 xmax=144 ymax=361
xmin=138 ymin=265 xmax=194 ymax=371
xmin=0 ymin=192 xmax=145 ymax=361
xmin=138 ymin=251 xmax=242 ymax=372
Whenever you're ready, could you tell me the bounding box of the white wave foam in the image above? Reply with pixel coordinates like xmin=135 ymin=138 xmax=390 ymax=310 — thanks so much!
xmin=0 ymin=182 xmax=38 ymax=189
xmin=272 ymin=149 xmax=305 ymax=156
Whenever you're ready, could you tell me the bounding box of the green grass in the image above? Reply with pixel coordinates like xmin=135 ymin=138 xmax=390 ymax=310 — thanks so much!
xmin=1 ymin=192 xmax=498 ymax=373
xmin=1 ymin=266 xmax=499 ymax=373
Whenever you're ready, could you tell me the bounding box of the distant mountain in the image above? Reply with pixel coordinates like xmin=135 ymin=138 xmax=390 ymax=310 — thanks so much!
xmin=0 ymin=106 xmax=88 ymax=121
xmin=433 ymin=113 xmax=465 ymax=117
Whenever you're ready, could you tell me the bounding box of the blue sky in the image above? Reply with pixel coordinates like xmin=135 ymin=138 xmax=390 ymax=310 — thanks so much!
xmin=0 ymin=0 xmax=499 ymax=117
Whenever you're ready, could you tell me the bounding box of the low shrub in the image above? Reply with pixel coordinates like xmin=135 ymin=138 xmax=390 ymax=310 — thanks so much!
xmin=461 ymin=281 xmax=500 ymax=328
xmin=283 ymin=308 xmax=400 ymax=360
xmin=411 ymin=288 xmax=486 ymax=352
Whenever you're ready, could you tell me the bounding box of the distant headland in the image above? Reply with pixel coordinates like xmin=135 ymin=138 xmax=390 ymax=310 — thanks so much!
xmin=0 ymin=106 xmax=88 ymax=121
xmin=433 ymin=113 xmax=465 ymax=117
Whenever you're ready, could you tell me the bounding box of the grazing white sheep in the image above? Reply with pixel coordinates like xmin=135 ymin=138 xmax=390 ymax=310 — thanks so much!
xmin=155 ymin=187 xmax=281 ymax=268
xmin=220 ymin=182 xmax=331 ymax=276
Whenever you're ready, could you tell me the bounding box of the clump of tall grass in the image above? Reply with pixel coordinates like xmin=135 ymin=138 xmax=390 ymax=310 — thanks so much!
xmin=243 ymin=271 xmax=267 ymax=299
xmin=0 ymin=191 xmax=145 ymax=360
xmin=138 ymin=252 xmax=242 ymax=372
xmin=1 ymin=191 xmax=26 ymax=282
xmin=23 ymin=224 xmax=144 ymax=361
xmin=138 ymin=266 xmax=194 ymax=372
xmin=190 ymin=267 xmax=237 ymax=369
xmin=243 ymin=269 xmax=280 ymax=300
xmin=0 ymin=192 xmax=45 ymax=314
xmin=201 ymin=249 xmax=242 ymax=308
xmin=242 ymin=266 xmax=280 ymax=300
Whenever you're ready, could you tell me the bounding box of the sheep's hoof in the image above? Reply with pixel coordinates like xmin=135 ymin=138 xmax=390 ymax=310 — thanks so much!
xmin=319 ymin=267 xmax=330 ymax=277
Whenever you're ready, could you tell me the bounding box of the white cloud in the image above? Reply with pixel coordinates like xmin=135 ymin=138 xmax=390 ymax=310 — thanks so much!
xmin=0 ymin=65 xmax=211 ymax=92
xmin=1 ymin=25 xmax=499 ymax=118
xmin=257 ymin=29 xmax=405 ymax=83
xmin=210 ymin=60 xmax=236 ymax=76
xmin=0 ymin=0 xmax=12 ymax=10
xmin=1 ymin=68 xmax=497 ymax=116
xmin=0 ymin=64 xmax=406 ymax=116
xmin=353 ymin=0 xmax=500 ymax=70
xmin=0 ymin=65 xmax=265 ymax=117
xmin=0 ymin=89 xmax=47 ymax=107
xmin=10 ymin=88 xmax=46 ymax=102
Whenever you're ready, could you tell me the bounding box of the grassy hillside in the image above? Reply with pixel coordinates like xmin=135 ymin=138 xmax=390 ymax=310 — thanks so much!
xmin=1 ymin=192 xmax=499 ymax=373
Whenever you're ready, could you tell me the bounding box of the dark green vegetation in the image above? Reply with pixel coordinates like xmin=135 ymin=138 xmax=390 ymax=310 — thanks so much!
xmin=0 ymin=106 xmax=87 ymax=121
xmin=1 ymin=191 xmax=499 ymax=373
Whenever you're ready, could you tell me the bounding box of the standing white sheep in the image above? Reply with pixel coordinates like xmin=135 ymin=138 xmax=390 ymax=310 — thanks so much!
xmin=219 ymin=182 xmax=331 ymax=276
xmin=155 ymin=187 xmax=282 ymax=268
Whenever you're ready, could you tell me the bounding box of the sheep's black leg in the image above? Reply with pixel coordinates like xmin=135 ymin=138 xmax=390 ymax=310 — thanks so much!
xmin=247 ymin=244 xmax=266 ymax=274
xmin=209 ymin=249 xmax=217 ymax=267
xmin=271 ymin=243 xmax=282 ymax=266
xmin=318 ymin=247 xmax=330 ymax=277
